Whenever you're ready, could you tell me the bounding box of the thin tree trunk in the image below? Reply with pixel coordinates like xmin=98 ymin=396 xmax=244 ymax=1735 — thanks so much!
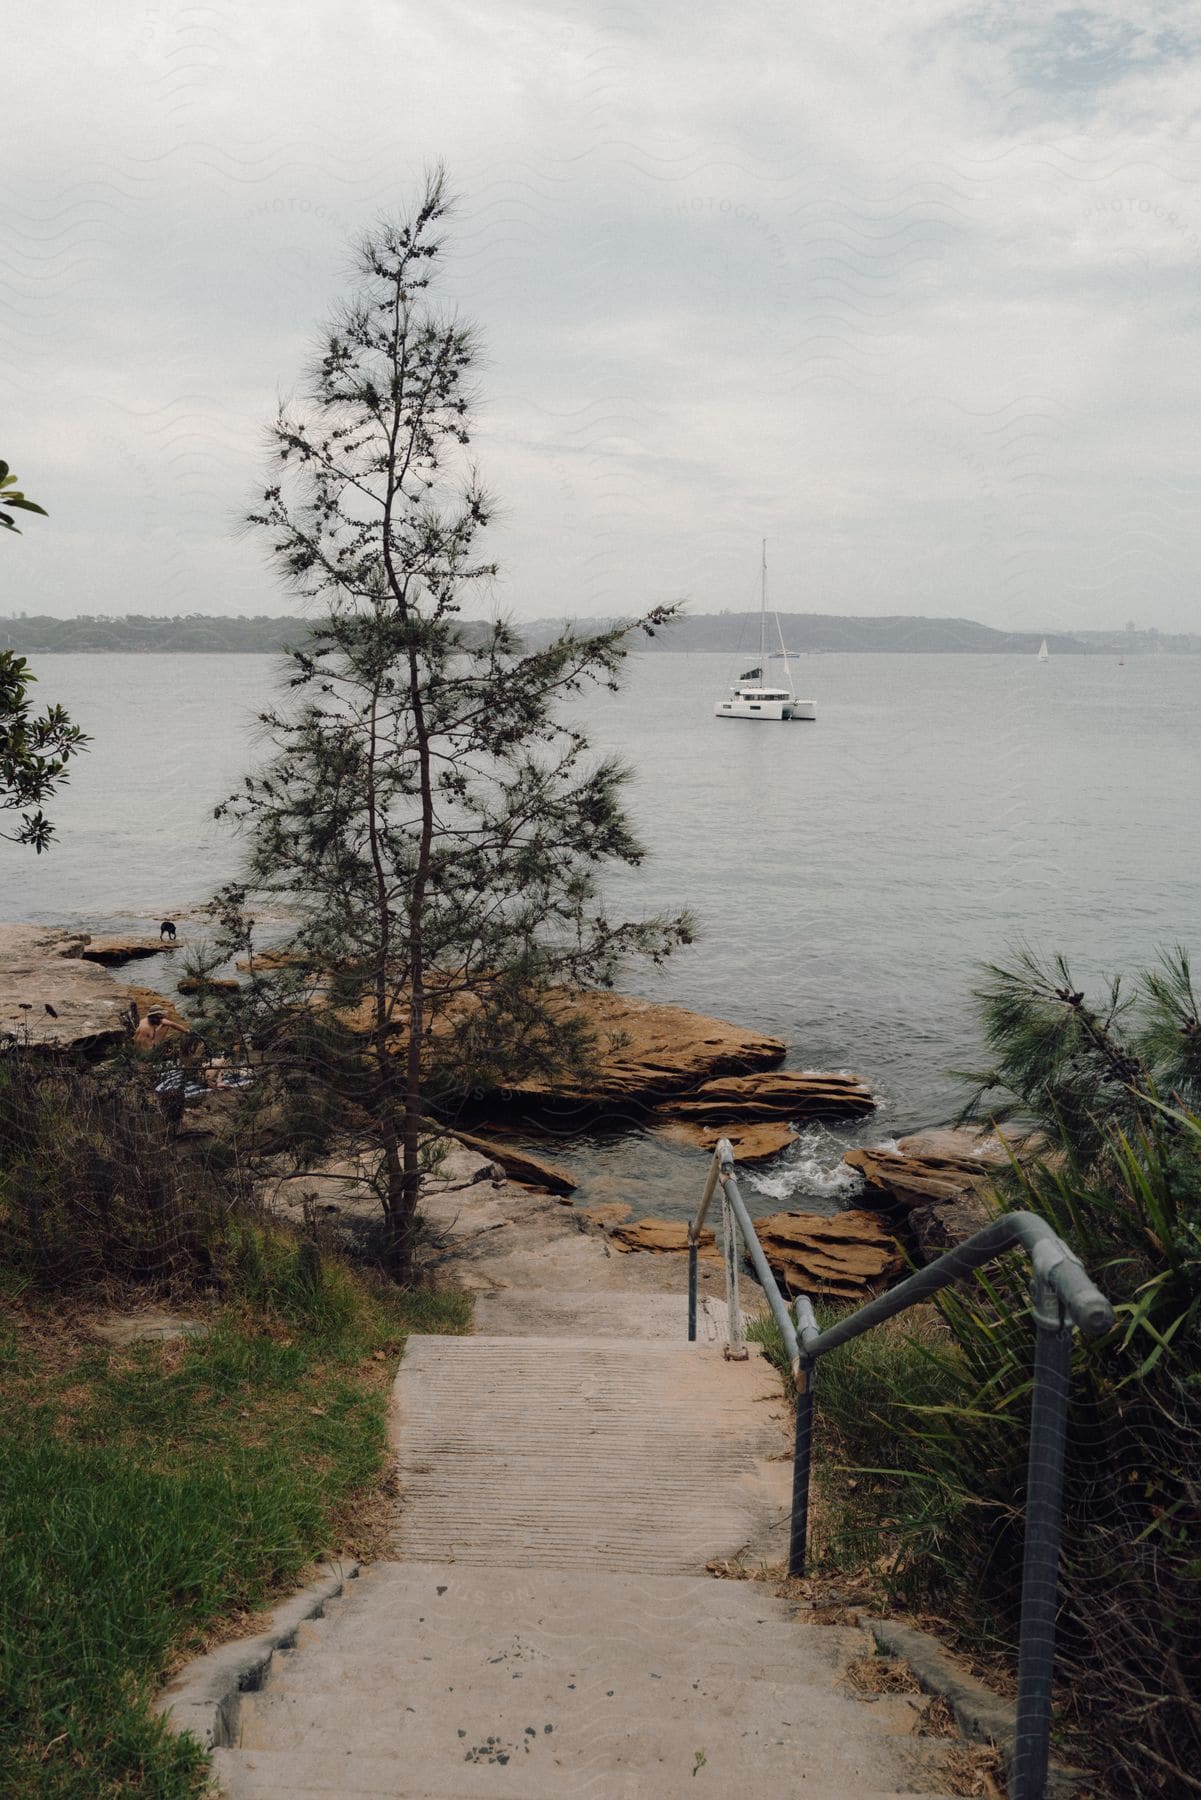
xmin=402 ymin=640 xmax=436 ymax=1267
xmin=362 ymin=660 xmax=413 ymax=1280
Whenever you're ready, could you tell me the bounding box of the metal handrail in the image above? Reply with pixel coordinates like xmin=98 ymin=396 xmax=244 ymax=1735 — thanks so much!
xmin=685 ymin=1135 xmax=1115 ymax=1800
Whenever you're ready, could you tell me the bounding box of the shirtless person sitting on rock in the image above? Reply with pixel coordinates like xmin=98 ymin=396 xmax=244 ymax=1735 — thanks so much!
xmin=132 ymin=1007 xmax=189 ymax=1052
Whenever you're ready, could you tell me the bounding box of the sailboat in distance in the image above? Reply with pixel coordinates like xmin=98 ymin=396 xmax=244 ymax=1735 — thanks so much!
xmin=714 ymin=542 xmax=816 ymax=722
xmin=1037 ymin=638 xmax=1049 ymax=661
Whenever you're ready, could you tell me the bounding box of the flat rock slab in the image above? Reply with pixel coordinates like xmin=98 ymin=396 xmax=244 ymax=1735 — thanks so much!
xmin=92 ymin=1311 xmax=208 ymax=1347
xmin=0 ymin=923 xmax=137 ymax=1051
xmin=392 ymin=1335 xmax=794 ymax=1574
xmin=610 ymin=1217 xmax=719 ymax=1256
xmin=74 ymin=936 xmax=176 ymax=964
xmin=654 ymin=1118 xmax=799 ymax=1160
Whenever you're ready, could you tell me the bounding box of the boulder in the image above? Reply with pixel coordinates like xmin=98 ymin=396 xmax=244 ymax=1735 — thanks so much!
xmin=0 ymin=924 xmax=139 ymax=1052
xmin=655 ymin=1119 xmax=799 ymax=1162
xmin=177 ymin=976 xmax=240 ymax=995
xmin=908 ymin=1189 xmax=997 ymax=1261
xmin=843 ymin=1126 xmax=1029 ymax=1210
xmin=755 ymin=1209 xmax=906 ymax=1300
xmin=449 ymin=1129 xmax=577 ymax=1196
xmin=661 ymin=1069 xmax=875 ymax=1125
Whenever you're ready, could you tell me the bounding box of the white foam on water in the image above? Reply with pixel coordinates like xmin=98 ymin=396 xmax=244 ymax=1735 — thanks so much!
xmin=745 ymin=1123 xmax=867 ymax=1208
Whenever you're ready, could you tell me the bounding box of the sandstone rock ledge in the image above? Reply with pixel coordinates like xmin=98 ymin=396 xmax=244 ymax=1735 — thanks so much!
xmin=654 ymin=1119 xmax=800 ymax=1163
xmin=843 ymin=1126 xmax=1027 ymax=1209
xmin=70 ymin=936 xmax=176 ymax=965
xmin=756 ymin=1210 xmax=905 ymax=1301
xmin=843 ymin=1125 xmax=1044 ymax=1260
xmin=0 ymin=924 xmax=140 ymax=1052
xmin=600 ymin=1206 xmax=903 ymax=1301
xmin=507 ymin=992 xmax=787 ymax=1106
xmin=504 ymin=994 xmax=875 ymax=1141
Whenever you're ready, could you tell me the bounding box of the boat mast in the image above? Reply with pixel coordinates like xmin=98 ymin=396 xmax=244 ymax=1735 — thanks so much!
xmin=760 ymin=537 xmax=767 ymax=680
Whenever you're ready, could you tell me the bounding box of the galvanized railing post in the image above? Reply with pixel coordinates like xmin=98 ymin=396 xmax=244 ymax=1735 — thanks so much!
xmin=790 ymin=1295 xmax=821 ymax=1579
xmin=688 ymin=1147 xmax=724 ymax=1343
xmin=789 ymin=1358 xmax=815 ymax=1577
xmin=1012 ymin=1264 xmax=1075 ymax=1800
xmin=683 ymin=1137 xmax=1111 ymax=1788
xmin=720 ymin=1178 xmax=748 ymax=1360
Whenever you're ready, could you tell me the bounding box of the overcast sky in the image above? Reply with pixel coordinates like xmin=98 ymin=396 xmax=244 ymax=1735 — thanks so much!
xmin=5 ymin=0 xmax=1201 ymax=630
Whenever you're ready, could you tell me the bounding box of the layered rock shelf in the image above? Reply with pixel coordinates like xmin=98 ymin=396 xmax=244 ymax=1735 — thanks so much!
xmin=601 ymin=1205 xmax=904 ymax=1300
xmin=505 ymin=994 xmax=876 ymax=1139
xmin=658 ymin=1069 xmax=875 ymax=1125
xmin=843 ymin=1125 xmax=1046 ymax=1260
xmin=756 ymin=1209 xmax=905 ymax=1301
xmin=843 ymin=1125 xmax=1022 ymax=1209
xmin=508 ymin=992 xmax=788 ymax=1106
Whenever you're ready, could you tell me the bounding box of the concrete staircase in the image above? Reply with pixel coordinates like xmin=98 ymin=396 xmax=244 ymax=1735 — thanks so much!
xmin=213 ymin=1319 xmax=961 ymax=1798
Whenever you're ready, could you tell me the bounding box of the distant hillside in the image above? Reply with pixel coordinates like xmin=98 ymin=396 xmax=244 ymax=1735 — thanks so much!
xmin=0 ymin=614 xmax=311 ymax=653
xmin=562 ymin=613 xmax=1079 ymax=655
xmin=2 ymin=612 xmax=1196 ymax=655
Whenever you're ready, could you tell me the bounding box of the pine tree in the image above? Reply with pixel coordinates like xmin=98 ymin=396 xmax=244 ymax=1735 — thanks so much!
xmin=213 ymin=171 xmax=693 ymax=1279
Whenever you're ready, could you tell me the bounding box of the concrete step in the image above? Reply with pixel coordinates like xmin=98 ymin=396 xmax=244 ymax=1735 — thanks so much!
xmin=470 ymin=1289 xmax=735 ymax=1343
xmin=238 ymin=1668 xmax=935 ymax=1753
xmin=215 ymin=1563 xmax=954 ymax=1798
xmin=392 ymin=1336 xmax=793 ymax=1572
xmin=214 ymin=1744 xmax=959 ymax=1799
xmin=261 ymin=1567 xmax=871 ymax=1691
xmin=205 ymin=1324 xmax=976 ymax=1800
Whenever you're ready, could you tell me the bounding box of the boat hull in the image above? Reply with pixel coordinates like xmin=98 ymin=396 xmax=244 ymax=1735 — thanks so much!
xmin=714 ymin=698 xmax=817 ymax=721
xmin=715 ymin=698 xmax=792 ymax=720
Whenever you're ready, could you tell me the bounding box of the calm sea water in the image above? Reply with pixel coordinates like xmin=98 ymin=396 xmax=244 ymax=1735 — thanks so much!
xmin=6 ymin=650 xmax=1199 ymax=1217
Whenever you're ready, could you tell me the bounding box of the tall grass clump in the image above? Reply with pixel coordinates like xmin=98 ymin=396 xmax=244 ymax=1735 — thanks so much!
xmin=0 ymin=1055 xmax=242 ymax=1287
xmin=807 ymin=947 xmax=1201 ymax=1796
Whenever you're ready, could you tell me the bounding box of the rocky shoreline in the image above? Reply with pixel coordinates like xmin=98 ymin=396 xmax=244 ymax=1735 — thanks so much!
xmin=0 ymin=922 xmax=1024 ymax=1299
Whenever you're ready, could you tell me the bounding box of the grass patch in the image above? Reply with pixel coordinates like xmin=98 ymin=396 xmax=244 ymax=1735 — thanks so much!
xmin=746 ymin=1304 xmax=965 ymax=1573
xmin=0 ymin=1225 xmax=470 ymax=1797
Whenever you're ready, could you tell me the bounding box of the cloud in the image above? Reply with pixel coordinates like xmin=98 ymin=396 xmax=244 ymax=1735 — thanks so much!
xmin=3 ymin=0 xmax=1200 ymax=628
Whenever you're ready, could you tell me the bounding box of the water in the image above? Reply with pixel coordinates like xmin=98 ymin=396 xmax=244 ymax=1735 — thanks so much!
xmin=6 ymin=650 xmax=1198 ymax=1217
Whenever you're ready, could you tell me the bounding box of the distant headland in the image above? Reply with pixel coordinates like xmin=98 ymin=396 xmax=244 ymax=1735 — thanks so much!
xmin=0 ymin=611 xmax=1195 ymax=655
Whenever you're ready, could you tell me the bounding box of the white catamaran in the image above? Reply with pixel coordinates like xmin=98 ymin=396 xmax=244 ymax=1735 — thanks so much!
xmin=714 ymin=541 xmax=816 ymax=722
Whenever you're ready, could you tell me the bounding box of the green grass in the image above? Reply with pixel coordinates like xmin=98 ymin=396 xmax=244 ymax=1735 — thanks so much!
xmin=746 ymin=1304 xmax=966 ymax=1572
xmin=0 ymin=1227 xmax=470 ymax=1797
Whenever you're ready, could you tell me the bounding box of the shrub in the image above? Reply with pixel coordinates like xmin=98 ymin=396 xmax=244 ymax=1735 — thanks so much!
xmin=806 ymin=950 xmax=1201 ymax=1795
